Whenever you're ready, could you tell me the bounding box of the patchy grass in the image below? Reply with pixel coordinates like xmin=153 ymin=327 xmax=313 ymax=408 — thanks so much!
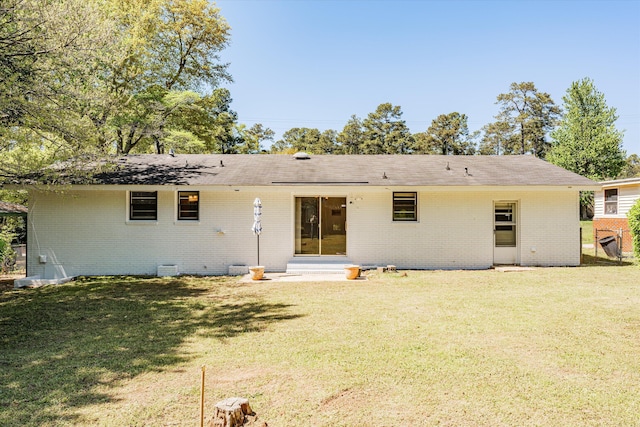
xmin=1 ymin=269 xmax=639 ymax=426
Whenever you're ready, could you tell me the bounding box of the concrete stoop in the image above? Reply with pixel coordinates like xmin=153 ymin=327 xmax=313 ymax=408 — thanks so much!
xmin=285 ymin=257 xmax=355 ymax=274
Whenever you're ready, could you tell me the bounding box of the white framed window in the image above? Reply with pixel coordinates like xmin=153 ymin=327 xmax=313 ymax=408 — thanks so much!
xmin=393 ymin=192 xmax=417 ymax=221
xmin=178 ymin=191 xmax=199 ymax=220
xmin=604 ymin=189 xmax=618 ymax=215
xmin=129 ymin=191 xmax=157 ymax=220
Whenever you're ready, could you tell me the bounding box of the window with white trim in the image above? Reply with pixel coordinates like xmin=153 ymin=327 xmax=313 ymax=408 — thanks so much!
xmin=178 ymin=191 xmax=199 ymax=220
xmin=393 ymin=192 xmax=417 ymax=221
xmin=604 ymin=189 xmax=618 ymax=215
xmin=130 ymin=191 xmax=157 ymax=220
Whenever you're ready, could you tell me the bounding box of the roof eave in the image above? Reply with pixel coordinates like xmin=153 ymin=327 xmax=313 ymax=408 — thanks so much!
xmin=600 ymin=178 xmax=640 ymax=187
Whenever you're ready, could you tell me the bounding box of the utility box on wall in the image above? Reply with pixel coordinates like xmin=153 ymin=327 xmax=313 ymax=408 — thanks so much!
xmin=157 ymin=265 xmax=179 ymax=277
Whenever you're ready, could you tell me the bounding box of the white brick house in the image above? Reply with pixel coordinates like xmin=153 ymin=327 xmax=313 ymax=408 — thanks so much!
xmin=22 ymin=154 xmax=597 ymax=277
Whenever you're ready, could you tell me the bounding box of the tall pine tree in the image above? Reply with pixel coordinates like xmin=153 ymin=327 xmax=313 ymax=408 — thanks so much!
xmin=489 ymin=82 xmax=560 ymax=157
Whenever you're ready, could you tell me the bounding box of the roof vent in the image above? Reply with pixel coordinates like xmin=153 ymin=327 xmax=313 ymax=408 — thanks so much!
xmin=293 ymin=152 xmax=310 ymax=160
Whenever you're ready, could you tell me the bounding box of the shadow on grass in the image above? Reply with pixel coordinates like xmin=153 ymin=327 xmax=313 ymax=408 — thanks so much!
xmin=581 ymin=253 xmax=635 ymax=267
xmin=0 ymin=276 xmax=302 ymax=426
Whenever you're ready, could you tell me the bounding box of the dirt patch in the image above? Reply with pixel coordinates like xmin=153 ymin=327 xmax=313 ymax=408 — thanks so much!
xmin=320 ymin=387 xmax=363 ymax=411
xmin=0 ymin=273 xmax=23 ymax=292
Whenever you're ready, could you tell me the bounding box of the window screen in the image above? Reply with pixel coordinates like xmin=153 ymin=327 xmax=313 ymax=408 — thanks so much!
xmin=393 ymin=192 xmax=417 ymax=221
xmin=178 ymin=191 xmax=199 ymax=220
xmin=604 ymin=189 xmax=618 ymax=215
xmin=130 ymin=191 xmax=157 ymax=220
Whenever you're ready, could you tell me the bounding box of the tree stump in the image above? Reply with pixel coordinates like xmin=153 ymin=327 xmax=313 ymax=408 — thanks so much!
xmin=208 ymin=397 xmax=255 ymax=427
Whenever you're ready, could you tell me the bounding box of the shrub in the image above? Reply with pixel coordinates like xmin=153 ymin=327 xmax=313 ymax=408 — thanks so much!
xmin=628 ymin=199 xmax=640 ymax=261
xmin=0 ymin=231 xmax=16 ymax=273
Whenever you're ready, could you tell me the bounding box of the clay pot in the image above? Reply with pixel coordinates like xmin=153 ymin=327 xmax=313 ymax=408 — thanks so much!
xmin=249 ymin=266 xmax=265 ymax=280
xmin=344 ymin=265 xmax=360 ymax=280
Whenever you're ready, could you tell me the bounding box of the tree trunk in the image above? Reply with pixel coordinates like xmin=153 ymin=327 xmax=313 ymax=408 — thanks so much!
xmin=208 ymin=397 xmax=254 ymax=427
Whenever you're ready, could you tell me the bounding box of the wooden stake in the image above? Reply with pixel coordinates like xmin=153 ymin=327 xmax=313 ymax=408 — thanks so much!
xmin=200 ymin=365 xmax=206 ymax=427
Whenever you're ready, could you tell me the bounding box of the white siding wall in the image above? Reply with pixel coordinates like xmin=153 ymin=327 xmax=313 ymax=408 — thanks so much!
xmin=619 ymin=186 xmax=640 ymax=215
xmin=27 ymin=186 xmax=582 ymax=276
xmin=594 ymin=184 xmax=640 ymax=218
xmin=594 ymin=190 xmax=603 ymax=216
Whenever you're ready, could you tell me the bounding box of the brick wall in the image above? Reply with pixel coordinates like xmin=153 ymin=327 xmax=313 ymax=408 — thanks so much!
xmin=592 ymin=217 xmax=633 ymax=252
xmin=27 ymin=189 xmax=294 ymax=276
xmin=27 ymin=187 xmax=584 ymax=276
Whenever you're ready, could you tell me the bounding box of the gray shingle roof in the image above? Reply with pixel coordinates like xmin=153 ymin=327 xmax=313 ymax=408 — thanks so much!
xmin=89 ymin=154 xmax=597 ymax=187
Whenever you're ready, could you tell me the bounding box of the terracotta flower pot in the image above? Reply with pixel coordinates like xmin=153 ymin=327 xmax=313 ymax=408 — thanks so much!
xmin=344 ymin=265 xmax=360 ymax=280
xmin=249 ymin=266 xmax=264 ymax=280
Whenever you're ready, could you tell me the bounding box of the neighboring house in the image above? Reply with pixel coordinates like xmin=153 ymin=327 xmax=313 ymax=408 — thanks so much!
xmin=593 ymin=177 xmax=640 ymax=253
xmin=20 ymin=154 xmax=597 ymax=278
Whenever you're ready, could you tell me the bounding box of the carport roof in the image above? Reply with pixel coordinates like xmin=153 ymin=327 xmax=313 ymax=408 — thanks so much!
xmin=0 ymin=201 xmax=27 ymax=215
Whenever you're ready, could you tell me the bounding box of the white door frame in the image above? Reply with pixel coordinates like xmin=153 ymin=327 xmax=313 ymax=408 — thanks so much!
xmin=293 ymin=196 xmax=347 ymax=256
xmin=493 ymin=201 xmax=519 ymax=265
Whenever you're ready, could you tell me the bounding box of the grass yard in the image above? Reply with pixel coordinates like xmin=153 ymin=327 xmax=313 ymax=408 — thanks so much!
xmin=1 ymin=267 xmax=640 ymax=426
xmin=581 ymin=220 xmax=594 ymax=245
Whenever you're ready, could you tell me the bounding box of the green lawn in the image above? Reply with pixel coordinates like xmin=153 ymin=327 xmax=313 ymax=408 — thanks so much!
xmin=581 ymin=219 xmax=593 ymax=244
xmin=1 ymin=269 xmax=640 ymax=426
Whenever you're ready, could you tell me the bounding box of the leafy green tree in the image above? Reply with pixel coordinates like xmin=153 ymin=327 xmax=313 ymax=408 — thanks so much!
xmin=547 ymin=78 xmax=626 ymax=180
xmin=490 ymin=82 xmax=561 ymax=157
xmin=0 ymin=0 xmax=113 ymax=125
xmin=0 ymin=0 xmax=117 ymax=180
xmin=1 ymin=0 xmax=237 ymax=184
xmin=362 ymin=103 xmax=414 ymax=154
xmin=619 ymin=154 xmax=640 ymax=178
xmin=160 ymin=88 xmax=240 ymax=154
xmin=271 ymin=128 xmax=337 ymax=154
xmin=235 ymin=123 xmax=275 ymax=154
xmin=336 ymin=115 xmax=365 ymax=154
xmin=272 ymin=128 xmax=319 ymax=154
xmin=0 ymin=189 xmax=27 ymax=257
xmin=317 ymin=130 xmax=338 ymax=154
xmin=101 ymin=0 xmax=233 ymax=155
xmin=415 ymin=112 xmax=476 ymax=155
xmin=0 ymin=229 xmax=16 ymax=273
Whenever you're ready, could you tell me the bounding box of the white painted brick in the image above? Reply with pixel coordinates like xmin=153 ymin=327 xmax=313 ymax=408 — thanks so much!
xmin=27 ymin=187 xmax=583 ymax=276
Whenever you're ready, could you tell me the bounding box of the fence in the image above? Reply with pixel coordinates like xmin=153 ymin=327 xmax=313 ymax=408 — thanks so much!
xmin=594 ymin=228 xmax=629 ymax=262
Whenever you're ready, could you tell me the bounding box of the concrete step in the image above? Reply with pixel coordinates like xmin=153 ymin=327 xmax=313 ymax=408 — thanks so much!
xmin=286 ymin=257 xmax=354 ymax=274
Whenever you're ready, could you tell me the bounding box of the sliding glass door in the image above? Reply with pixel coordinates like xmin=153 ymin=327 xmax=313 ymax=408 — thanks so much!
xmin=294 ymin=197 xmax=346 ymax=255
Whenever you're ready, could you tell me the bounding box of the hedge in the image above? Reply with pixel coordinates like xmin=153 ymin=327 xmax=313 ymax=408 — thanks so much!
xmin=628 ymin=199 xmax=640 ymax=261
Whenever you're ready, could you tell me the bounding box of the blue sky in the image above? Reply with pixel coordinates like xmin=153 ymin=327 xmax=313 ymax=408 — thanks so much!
xmin=216 ymin=0 xmax=640 ymax=155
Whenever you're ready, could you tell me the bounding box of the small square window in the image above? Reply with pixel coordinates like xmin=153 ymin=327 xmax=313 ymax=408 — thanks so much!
xmin=393 ymin=192 xmax=417 ymax=221
xmin=604 ymin=189 xmax=618 ymax=215
xmin=130 ymin=191 xmax=157 ymax=220
xmin=178 ymin=191 xmax=199 ymax=220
